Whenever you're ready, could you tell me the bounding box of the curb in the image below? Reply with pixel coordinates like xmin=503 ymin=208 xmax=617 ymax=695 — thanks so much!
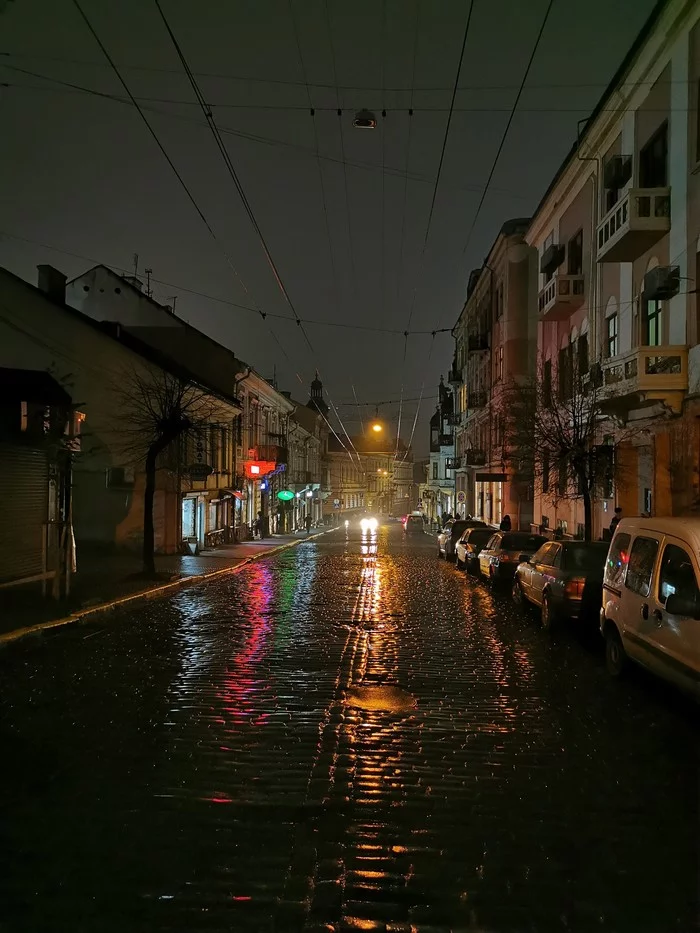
xmin=0 ymin=527 xmax=340 ymax=648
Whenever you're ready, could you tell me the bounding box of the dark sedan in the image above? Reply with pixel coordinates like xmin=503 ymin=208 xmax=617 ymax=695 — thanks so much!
xmin=437 ymin=518 xmax=488 ymax=561
xmin=478 ymin=532 xmax=548 ymax=585
xmin=512 ymin=540 xmax=610 ymax=630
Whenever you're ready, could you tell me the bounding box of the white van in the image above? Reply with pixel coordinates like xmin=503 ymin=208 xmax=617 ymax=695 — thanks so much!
xmin=600 ymin=517 xmax=700 ymax=700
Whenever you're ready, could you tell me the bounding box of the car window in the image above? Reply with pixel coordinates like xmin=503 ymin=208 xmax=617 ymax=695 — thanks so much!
xmin=467 ymin=529 xmax=492 ymax=548
xmin=501 ymin=533 xmax=546 ymax=551
xmin=658 ymin=543 xmax=699 ymax=607
xmin=484 ymin=534 xmax=499 ymax=550
xmin=624 ymin=536 xmax=659 ymax=597
xmin=536 ymin=543 xmax=557 ymax=566
xmin=451 ymin=521 xmax=468 ymax=536
xmin=563 ymin=543 xmax=609 ymax=572
xmin=604 ymin=532 xmax=630 ymax=589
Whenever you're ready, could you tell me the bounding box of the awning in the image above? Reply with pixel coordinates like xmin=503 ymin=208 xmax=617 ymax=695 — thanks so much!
xmin=223 ymin=489 xmax=245 ymax=500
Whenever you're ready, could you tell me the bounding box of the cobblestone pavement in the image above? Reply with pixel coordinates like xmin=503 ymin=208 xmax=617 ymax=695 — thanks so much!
xmin=1 ymin=525 xmax=697 ymax=933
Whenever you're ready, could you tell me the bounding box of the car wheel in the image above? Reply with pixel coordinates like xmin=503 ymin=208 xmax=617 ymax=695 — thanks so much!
xmin=605 ymin=625 xmax=627 ymax=677
xmin=541 ymin=592 xmax=556 ymax=631
xmin=512 ymin=578 xmax=526 ymax=608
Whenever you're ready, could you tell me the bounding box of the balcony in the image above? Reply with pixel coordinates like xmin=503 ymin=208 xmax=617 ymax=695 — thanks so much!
xmin=600 ymin=345 xmax=687 ymax=414
xmin=438 ymin=433 xmax=453 ymax=447
xmin=249 ymin=444 xmax=289 ymax=464
xmin=538 ymin=274 xmax=585 ymax=321
xmin=596 ymin=187 xmax=671 ymax=262
xmin=446 ymin=456 xmax=460 ymax=470
xmin=464 ymin=448 xmax=487 ymax=466
xmin=448 ymin=366 xmax=462 ymax=386
xmin=468 ymin=333 xmax=489 ymax=353
xmin=468 ymin=390 xmax=487 ymax=409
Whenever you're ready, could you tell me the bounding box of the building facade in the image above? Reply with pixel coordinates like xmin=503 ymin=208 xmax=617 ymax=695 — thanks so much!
xmin=525 ymin=0 xmax=700 ymax=536
xmin=451 ymin=220 xmax=538 ymax=528
xmin=424 ymin=378 xmax=457 ymax=522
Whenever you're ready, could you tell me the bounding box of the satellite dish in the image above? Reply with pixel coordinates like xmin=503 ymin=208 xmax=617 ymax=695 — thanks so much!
xmin=353 ymin=109 xmax=377 ymax=130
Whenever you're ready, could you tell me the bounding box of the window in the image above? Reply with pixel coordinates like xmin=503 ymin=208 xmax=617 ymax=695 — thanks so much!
xmin=495 ymin=283 xmax=504 ymax=320
xmin=567 ymin=230 xmax=583 ymax=276
xmin=557 ymin=459 xmax=568 ymax=497
xmin=639 ymin=122 xmax=668 ymax=187
xmin=558 ymin=344 xmax=573 ymax=400
xmin=606 ymin=313 xmax=619 ymax=358
xmin=536 ymin=543 xmax=558 ymax=566
xmin=494 ymin=346 xmax=504 ymax=382
xmin=644 ymin=298 xmax=663 ymax=346
xmin=624 ymin=536 xmax=659 ymax=597
xmin=432 ymin=461 xmax=438 ymax=480
xmin=658 ymin=543 xmax=699 ymax=607
xmin=543 ymin=359 xmax=552 ymax=407
xmin=577 ymin=333 xmax=589 ymax=376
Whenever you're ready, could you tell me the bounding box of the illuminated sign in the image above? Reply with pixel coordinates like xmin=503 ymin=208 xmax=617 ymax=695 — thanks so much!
xmin=277 ymin=490 xmax=295 ymax=501
xmin=244 ymin=460 xmax=276 ymax=479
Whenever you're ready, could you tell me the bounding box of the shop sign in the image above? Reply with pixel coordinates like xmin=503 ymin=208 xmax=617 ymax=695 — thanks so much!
xmin=244 ymin=460 xmax=276 ymax=479
xmin=277 ymin=489 xmax=294 ymax=501
xmin=187 ymin=463 xmax=213 ymax=480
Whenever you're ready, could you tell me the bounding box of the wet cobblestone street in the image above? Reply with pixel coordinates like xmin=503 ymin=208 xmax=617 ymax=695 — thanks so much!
xmin=1 ymin=525 xmax=697 ymax=932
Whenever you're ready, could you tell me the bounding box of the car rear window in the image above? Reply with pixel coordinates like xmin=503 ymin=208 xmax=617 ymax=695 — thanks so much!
xmin=466 ymin=529 xmax=492 ymax=547
xmin=501 ymin=533 xmax=546 ymax=551
xmin=451 ymin=521 xmax=469 ymax=535
xmin=562 ymin=543 xmax=609 ymax=571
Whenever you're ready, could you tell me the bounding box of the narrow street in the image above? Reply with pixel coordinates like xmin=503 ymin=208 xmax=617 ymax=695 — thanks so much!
xmin=1 ymin=524 xmax=697 ymax=933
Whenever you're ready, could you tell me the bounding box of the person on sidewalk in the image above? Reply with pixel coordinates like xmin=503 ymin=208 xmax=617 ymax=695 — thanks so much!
xmin=609 ymin=506 xmax=622 ymax=536
xmin=305 ymin=514 xmax=312 ymax=535
xmin=256 ymin=510 xmax=265 ymax=540
xmin=499 ymin=514 xmax=512 ymax=532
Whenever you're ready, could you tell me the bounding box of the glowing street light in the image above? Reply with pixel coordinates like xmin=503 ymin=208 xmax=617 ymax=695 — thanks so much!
xmin=371 ymin=421 xmax=382 ymax=433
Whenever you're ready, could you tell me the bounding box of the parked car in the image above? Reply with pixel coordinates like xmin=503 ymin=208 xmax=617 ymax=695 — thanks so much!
xmin=600 ymin=517 xmax=700 ymax=700
xmin=455 ymin=526 xmax=495 ymax=573
xmin=437 ymin=519 xmax=488 ymax=560
xmin=403 ymin=514 xmax=424 ymax=534
xmin=513 ymin=540 xmax=610 ymax=629
xmin=478 ymin=532 xmax=547 ymax=584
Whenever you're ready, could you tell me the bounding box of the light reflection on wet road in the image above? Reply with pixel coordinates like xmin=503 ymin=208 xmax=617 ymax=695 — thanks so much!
xmin=1 ymin=524 xmax=697 ymax=932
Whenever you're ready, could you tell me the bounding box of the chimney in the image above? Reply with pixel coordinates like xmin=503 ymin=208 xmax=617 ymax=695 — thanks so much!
xmin=37 ymin=265 xmax=67 ymax=303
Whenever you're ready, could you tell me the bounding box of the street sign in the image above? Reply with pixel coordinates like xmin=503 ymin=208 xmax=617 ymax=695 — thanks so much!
xmin=277 ymin=489 xmax=294 ymax=501
xmin=457 ymin=491 xmax=466 ymax=504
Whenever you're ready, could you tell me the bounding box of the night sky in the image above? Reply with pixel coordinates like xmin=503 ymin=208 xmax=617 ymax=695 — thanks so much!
xmin=0 ymin=0 xmax=656 ymax=453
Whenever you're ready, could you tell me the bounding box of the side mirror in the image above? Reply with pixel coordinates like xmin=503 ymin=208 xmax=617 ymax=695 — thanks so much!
xmin=665 ymin=592 xmax=700 ymax=619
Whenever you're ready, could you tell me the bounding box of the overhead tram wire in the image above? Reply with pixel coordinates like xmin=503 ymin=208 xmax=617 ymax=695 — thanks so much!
xmin=393 ymin=0 xmax=420 ymax=461
xmin=395 ymin=0 xmax=473 ymax=465
xmin=0 ymin=229 xmax=451 ymax=337
xmin=460 ymin=0 xmax=555 ymax=264
xmin=152 ymin=0 xmax=363 ymax=469
xmin=69 ymin=0 xmax=269 ymax=331
xmin=325 ymin=0 xmax=357 ymax=304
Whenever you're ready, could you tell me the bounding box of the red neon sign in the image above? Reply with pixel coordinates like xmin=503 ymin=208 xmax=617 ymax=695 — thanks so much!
xmin=244 ymin=460 xmax=276 ymax=479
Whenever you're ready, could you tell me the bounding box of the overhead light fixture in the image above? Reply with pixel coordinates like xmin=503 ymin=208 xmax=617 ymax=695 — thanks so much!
xmin=353 ymin=109 xmax=377 ymax=130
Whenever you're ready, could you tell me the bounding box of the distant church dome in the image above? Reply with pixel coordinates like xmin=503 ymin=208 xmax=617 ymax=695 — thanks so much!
xmin=307 ymin=372 xmax=329 ymax=415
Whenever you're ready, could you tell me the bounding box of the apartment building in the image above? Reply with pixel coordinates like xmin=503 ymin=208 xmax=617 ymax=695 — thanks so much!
xmin=526 ymin=0 xmax=700 ymax=536
xmin=451 ymin=219 xmax=538 ymax=528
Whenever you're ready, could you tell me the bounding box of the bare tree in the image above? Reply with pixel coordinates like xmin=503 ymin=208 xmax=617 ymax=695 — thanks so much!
xmin=114 ymin=366 xmax=221 ymax=575
xmin=495 ymin=352 xmax=645 ymax=541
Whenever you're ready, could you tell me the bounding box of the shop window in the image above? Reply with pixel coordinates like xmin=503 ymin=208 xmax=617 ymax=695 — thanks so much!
xmin=639 ymin=122 xmax=668 ymax=188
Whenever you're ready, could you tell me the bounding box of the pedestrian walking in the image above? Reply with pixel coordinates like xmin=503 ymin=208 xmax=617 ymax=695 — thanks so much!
xmin=256 ymin=510 xmax=265 ymax=540
xmin=499 ymin=514 xmax=512 ymax=531
xmin=609 ymin=506 xmax=622 ymax=535
xmin=305 ymin=514 xmax=312 ymax=535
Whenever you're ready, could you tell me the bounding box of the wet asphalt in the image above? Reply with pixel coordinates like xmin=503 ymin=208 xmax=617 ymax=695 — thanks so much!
xmin=0 ymin=524 xmax=697 ymax=933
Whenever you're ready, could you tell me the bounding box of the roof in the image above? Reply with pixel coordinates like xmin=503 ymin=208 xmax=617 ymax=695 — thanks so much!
xmin=0 ymin=367 xmax=72 ymax=406
xmin=527 ymin=0 xmax=669 ymax=228
xmin=0 ymin=268 xmax=241 ymax=410
xmin=616 ymin=516 xmax=700 ymax=550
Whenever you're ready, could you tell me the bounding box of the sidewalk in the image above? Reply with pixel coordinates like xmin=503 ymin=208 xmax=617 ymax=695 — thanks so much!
xmin=0 ymin=528 xmax=336 ymax=640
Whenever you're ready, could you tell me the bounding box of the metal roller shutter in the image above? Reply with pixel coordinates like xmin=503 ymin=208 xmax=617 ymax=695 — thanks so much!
xmin=0 ymin=444 xmax=50 ymax=584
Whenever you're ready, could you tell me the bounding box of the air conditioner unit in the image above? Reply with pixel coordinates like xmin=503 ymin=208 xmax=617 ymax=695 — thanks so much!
xmin=540 ymin=244 xmax=565 ymax=275
xmin=603 ymin=155 xmax=632 ymax=190
xmin=643 ymin=265 xmax=680 ymax=301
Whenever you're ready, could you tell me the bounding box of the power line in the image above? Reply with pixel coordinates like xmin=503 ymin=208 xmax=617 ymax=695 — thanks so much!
xmin=460 ymin=0 xmax=555 ymax=263
xmin=152 ymin=0 xmax=363 ymax=469
xmin=0 ymin=65 xmax=532 ymax=201
xmin=4 ymin=51 xmax=693 ymax=93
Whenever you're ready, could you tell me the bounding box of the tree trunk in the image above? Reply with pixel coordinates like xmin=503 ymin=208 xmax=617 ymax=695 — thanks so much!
xmin=582 ymin=485 xmax=593 ymax=542
xmin=143 ymin=446 xmax=158 ymax=575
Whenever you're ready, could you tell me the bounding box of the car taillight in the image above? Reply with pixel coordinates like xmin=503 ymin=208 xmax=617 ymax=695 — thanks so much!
xmin=499 ymin=554 xmax=510 ymax=561
xmin=565 ymin=578 xmax=585 ymax=597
